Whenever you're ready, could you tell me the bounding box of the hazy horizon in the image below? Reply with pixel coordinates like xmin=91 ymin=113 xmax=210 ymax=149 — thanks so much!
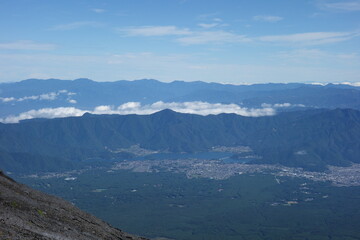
xmin=2 ymin=77 xmax=360 ymax=87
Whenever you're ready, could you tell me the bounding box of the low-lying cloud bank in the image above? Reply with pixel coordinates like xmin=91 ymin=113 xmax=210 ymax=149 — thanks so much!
xmin=1 ymin=107 xmax=85 ymax=123
xmin=0 ymin=101 xmax=281 ymax=123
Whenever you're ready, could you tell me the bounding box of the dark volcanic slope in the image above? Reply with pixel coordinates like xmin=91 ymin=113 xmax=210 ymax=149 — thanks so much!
xmin=0 ymin=171 xmax=148 ymax=240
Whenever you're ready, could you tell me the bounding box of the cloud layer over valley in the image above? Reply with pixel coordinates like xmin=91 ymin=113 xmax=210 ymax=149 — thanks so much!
xmin=0 ymin=101 xmax=280 ymax=123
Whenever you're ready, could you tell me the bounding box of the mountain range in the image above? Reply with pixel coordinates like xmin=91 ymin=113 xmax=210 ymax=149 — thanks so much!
xmin=1 ymin=108 xmax=360 ymax=173
xmin=1 ymin=79 xmax=360 ymax=120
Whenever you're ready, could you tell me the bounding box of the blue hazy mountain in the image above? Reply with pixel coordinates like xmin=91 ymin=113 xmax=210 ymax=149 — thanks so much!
xmin=1 ymin=79 xmax=360 ymax=118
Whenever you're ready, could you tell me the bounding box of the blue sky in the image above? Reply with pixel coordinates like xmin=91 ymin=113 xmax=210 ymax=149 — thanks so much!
xmin=0 ymin=0 xmax=359 ymax=84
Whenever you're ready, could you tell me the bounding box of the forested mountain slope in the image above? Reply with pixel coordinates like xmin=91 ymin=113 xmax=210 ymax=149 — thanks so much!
xmin=1 ymin=108 xmax=360 ymax=172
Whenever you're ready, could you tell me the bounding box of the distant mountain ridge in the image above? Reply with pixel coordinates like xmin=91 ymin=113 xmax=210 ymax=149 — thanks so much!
xmin=1 ymin=108 xmax=360 ymax=173
xmin=1 ymin=79 xmax=360 ymax=119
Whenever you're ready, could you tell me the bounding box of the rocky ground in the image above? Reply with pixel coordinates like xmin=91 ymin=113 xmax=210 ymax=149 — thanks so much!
xmin=0 ymin=170 xmax=148 ymax=240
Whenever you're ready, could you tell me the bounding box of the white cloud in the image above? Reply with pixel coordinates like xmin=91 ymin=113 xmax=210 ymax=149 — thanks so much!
xmin=322 ymin=1 xmax=360 ymax=11
xmin=93 ymin=105 xmax=114 ymax=113
xmin=18 ymin=95 xmax=38 ymax=101
xmin=339 ymin=82 xmax=360 ymax=86
xmin=92 ymin=8 xmax=106 ymax=13
xmin=0 ymin=41 xmax=56 ymax=51
xmin=197 ymin=22 xmax=228 ymax=29
xmin=51 ymin=21 xmax=103 ymax=31
xmin=112 ymin=101 xmax=275 ymax=116
xmin=279 ymin=49 xmax=328 ymax=59
xmin=261 ymin=103 xmax=305 ymax=108
xmin=177 ymin=31 xmax=250 ymax=45
xmin=118 ymin=102 xmax=142 ymax=110
xmin=119 ymin=25 xmax=357 ymax=47
xmin=310 ymin=82 xmax=327 ymax=86
xmin=39 ymin=92 xmax=58 ymax=100
xmin=295 ymin=150 xmax=307 ymax=155
xmin=120 ymin=25 xmax=249 ymax=45
xmin=0 ymin=90 xmax=76 ymax=103
xmin=0 ymin=101 xmax=276 ymax=123
xmin=121 ymin=26 xmax=191 ymax=36
xmin=253 ymin=15 xmax=283 ymax=22
xmin=0 ymin=97 xmax=16 ymax=102
xmin=198 ymin=23 xmax=219 ymax=29
xmin=258 ymin=31 xmax=358 ymax=45
xmin=0 ymin=107 xmax=86 ymax=123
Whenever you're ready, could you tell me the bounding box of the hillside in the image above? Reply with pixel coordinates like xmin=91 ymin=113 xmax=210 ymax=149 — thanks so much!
xmin=0 ymin=170 xmax=147 ymax=240
xmin=1 ymin=108 xmax=360 ymax=172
